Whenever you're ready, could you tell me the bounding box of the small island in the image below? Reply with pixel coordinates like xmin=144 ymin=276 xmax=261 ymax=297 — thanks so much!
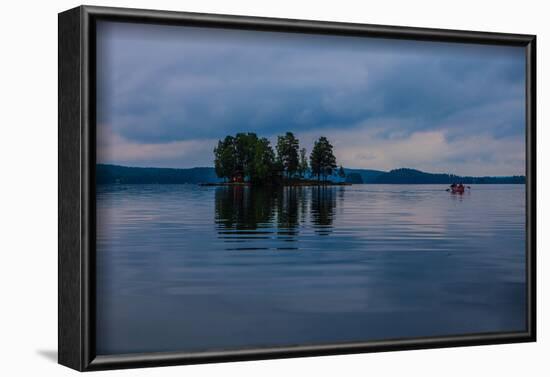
xmin=207 ymin=132 xmax=348 ymax=186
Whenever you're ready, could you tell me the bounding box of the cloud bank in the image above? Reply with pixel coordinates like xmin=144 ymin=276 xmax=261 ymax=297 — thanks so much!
xmin=96 ymin=21 xmax=525 ymax=176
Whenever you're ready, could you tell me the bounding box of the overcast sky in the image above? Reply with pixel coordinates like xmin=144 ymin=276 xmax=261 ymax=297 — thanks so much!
xmin=96 ymin=21 xmax=526 ymax=176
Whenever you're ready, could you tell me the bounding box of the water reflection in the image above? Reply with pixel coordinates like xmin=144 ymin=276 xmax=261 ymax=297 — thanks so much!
xmin=214 ymin=186 xmax=340 ymax=246
xmin=96 ymin=184 xmax=527 ymax=355
xmin=214 ymin=186 xmax=276 ymax=231
xmin=310 ymin=186 xmax=338 ymax=235
xmin=275 ymin=187 xmax=301 ymax=236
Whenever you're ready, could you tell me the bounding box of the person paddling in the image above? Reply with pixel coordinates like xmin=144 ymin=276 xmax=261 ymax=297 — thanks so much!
xmin=447 ymin=182 xmax=467 ymax=193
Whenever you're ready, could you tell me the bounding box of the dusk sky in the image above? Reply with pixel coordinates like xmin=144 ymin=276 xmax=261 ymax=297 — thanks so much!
xmin=96 ymin=21 xmax=526 ymax=176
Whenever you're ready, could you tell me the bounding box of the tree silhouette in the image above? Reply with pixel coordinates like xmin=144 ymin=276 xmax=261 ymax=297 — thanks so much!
xmin=338 ymin=165 xmax=346 ymax=182
xmin=251 ymin=137 xmax=276 ymax=184
xmin=214 ymin=133 xmax=277 ymax=183
xmin=310 ymin=136 xmax=337 ymax=181
xmin=214 ymin=136 xmax=237 ymax=182
xmin=234 ymin=133 xmax=259 ymax=180
xmin=214 ymin=133 xmax=339 ymax=185
xmin=276 ymin=132 xmax=300 ymax=179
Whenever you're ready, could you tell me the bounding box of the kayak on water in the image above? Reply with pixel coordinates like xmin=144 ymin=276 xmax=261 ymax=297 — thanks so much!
xmin=446 ymin=183 xmax=470 ymax=193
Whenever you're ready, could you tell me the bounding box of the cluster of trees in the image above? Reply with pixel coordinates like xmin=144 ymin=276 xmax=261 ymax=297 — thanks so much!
xmin=213 ymin=132 xmax=345 ymax=184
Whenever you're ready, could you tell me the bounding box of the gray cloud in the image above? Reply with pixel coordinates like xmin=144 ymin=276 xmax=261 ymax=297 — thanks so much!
xmin=96 ymin=21 xmax=526 ymax=175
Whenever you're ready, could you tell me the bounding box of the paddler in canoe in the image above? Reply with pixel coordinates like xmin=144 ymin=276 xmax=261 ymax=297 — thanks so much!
xmin=446 ymin=183 xmax=469 ymax=194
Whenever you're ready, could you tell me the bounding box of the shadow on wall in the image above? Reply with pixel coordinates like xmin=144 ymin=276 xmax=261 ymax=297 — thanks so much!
xmin=36 ymin=349 xmax=57 ymax=363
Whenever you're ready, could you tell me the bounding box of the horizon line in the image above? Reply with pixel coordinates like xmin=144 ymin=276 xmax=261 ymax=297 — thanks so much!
xmin=96 ymin=163 xmax=525 ymax=178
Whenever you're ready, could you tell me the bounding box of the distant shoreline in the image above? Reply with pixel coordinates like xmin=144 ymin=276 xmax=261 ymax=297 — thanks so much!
xmin=96 ymin=164 xmax=526 ymax=185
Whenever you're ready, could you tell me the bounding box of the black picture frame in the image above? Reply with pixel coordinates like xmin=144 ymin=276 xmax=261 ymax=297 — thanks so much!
xmin=58 ymin=5 xmax=536 ymax=371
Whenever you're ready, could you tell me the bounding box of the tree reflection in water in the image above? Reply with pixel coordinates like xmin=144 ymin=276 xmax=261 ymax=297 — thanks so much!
xmin=214 ymin=186 xmax=276 ymax=231
xmin=214 ymin=185 xmax=341 ymax=248
xmin=310 ymin=186 xmax=338 ymax=236
xmin=275 ymin=187 xmax=302 ymax=237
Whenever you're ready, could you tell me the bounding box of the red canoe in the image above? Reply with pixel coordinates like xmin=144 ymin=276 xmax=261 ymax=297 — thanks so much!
xmin=450 ymin=186 xmax=465 ymax=194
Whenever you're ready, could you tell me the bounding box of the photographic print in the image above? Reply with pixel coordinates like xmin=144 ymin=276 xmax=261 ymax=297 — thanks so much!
xmin=94 ymin=19 xmax=529 ymax=357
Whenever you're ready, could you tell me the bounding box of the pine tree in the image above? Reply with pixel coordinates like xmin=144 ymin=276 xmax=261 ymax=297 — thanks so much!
xmin=310 ymin=136 xmax=337 ymax=181
xmin=338 ymin=165 xmax=346 ymax=182
xmin=276 ymin=132 xmax=300 ymax=179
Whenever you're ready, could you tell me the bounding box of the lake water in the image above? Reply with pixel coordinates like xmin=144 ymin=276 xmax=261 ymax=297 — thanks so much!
xmin=96 ymin=184 xmax=526 ymax=355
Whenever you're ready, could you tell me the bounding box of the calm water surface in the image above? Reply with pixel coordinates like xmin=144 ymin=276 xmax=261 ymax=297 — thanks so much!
xmin=96 ymin=184 xmax=526 ymax=355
